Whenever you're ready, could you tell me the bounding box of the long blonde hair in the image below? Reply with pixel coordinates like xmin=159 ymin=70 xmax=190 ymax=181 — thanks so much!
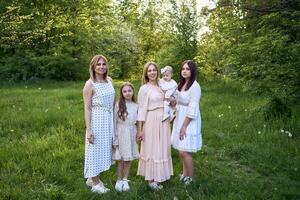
xmin=142 ymin=61 xmax=160 ymax=85
xmin=89 ymin=55 xmax=108 ymax=82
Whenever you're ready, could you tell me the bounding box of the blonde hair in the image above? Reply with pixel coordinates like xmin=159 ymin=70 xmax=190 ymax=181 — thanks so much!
xmin=161 ymin=66 xmax=173 ymax=75
xmin=89 ymin=55 xmax=108 ymax=82
xmin=142 ymin=61 xmax=160 ymax=84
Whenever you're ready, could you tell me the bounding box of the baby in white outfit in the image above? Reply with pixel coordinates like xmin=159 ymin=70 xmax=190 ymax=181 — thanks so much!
xmin=159 ymin=66 xmax=177 ymax=121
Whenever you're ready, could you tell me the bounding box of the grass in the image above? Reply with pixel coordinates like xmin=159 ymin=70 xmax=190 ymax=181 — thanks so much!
xmin=0 ymin=79 xmax=299 ymax=199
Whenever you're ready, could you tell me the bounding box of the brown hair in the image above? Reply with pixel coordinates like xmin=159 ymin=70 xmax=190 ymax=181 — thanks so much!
xmin=142 ymin=61 xmax=160 ymax=85
xmin=117 ymin=82 xmax=136 ymax=121
xmin=177 ymin=60 xmax=197 ymax=91
xmin=89 ymin=55 xmax=108 ymax=82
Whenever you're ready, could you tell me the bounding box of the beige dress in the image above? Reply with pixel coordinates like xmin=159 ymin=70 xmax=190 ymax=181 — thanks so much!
xmin=137 ymin=83 xmax=173 ymax=182
xmin=113 ymin=102 xmax=139 ymax=161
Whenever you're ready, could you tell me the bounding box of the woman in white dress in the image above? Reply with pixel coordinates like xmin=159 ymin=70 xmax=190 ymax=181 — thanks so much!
xmin=171 ymin=60 xmax=202 ymax=185
xmin=83 ymin=55 xmax=115 ymax=194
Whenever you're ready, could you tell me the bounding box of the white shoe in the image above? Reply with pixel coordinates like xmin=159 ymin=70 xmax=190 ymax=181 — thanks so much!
xmin=122 ymin=179 xmax=130 ymax=191
xmin=148 ymin=182 xmax=163 ymax=191
xmin=183 ymin=176 xmax=193 ymax=185
xmin=86 ymin=178 xmax=93 ymax=187
xmin=91 ymin=183 xmax=110 ymax=194
xmin=115 ymin=180 xmax=123 ymax=192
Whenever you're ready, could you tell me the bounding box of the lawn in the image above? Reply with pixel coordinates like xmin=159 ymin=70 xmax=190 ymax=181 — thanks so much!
xmin=0 ymin=80 xmax=299 ymax=199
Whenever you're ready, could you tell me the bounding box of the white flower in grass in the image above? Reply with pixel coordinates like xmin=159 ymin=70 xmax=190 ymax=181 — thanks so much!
xmin=295 ymin=168 xmax=298 ymax=171
xmin=258 ymin=131 xmax=261 ymax=134
xmin=12 ymin=105 xmax=15 ymax=108
xmin=10 ymin=129 xmax=14 ymax=132
xmin=245 ymin=109 xmax=247 ymax=112
xmin=263 ymin=124 xmax=266 ymax=128
xmin=57 ymin=106 xmax=61 ymax=110
xmin=280 ymin=129 xmax=284 ymax=133
xmin=25 ymin=86 xmax=28 ymax=88
xmin=45 ymin=109 xmax=49 ymax=113
xmin=218 ymin=113 xmax=224 ymax=118
xmin=235 ymin=124 xmax=238 ymax=127
xmin=38 ymin=88 xmax=42 ymax=90
xmin=274 ymin=188 xmax=278 ymax=191
xmin=288 ymin=133 xmax=292 ymax=137
xmin=228 ymin=105 xmax=231 ymax=109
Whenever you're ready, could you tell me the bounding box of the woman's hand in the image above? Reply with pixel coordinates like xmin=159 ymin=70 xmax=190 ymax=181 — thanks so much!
xmin=169 ymin=96 xmax=177 ymax=107
xmin=113 ymin=144 xmax=118 ymax=149
xmin=86 ymin=129 xmax=94 ymax=144
xmin=179 ymin=126 xmax=187 ymax=140
xmin=136 ymin=131 xmax=144 ymax=142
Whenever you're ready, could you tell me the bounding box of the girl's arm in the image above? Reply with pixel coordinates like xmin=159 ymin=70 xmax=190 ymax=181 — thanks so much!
xmin=83 ymin=80 xmax=94 ymax=144
xmin=136 ymin=121 xmax=144 ymax=141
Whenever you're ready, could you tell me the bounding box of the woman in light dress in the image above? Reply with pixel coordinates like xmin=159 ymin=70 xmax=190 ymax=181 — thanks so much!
xmin=113 ymin=82 xmax=139 ymax=192
xmin=136 ymin=62 xmax=173 ymax=190
xmin=171 ymin=60 xmax=202 ymax=185
xmin=83 ymin=55 xmax=115 ymax=194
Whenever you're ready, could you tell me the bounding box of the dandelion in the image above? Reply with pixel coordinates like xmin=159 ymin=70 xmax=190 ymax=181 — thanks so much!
xmin=258 ymin=131 xmax=261 ymax=134
xmin=218 ymin=114 xmax=224 ymax=118
xmin=57 ymin=106 xmax=61 ymax=110
xmin=228 ymin=105 xmax=231 ymax=109
xmin=10 ymin=129 xmax=14 ymax=132
xmin=38 ymin=88 xmax=41 ymax=90
xmin=288 ymin=133 xmax=292 ymax=137
xmin=45 ymin=109 xmax=49 ymax=113
xmin=280 ymin=129 xmax=284 ymax=133
xmin=235 ymin=124 xmax=238 ymax=127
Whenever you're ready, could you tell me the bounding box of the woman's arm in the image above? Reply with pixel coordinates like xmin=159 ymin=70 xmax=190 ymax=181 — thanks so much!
xmin=83 ymin=80 xmax=94 ymax=144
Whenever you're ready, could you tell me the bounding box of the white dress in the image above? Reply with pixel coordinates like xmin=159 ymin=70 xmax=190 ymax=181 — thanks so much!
xmin=171 ymin=81 xmax=202 ymax=152
xmin=159 ymin=79 xmax=177 ymax=119
xmin=84 ymin=80 xmax=115 ymax=178
xmin=113 ymin=102 xmax=139 ymax=161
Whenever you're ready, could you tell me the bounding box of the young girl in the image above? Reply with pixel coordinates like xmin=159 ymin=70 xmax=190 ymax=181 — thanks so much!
xmin=159 ymin=66 xmax=177 ymax=121
xmin=113 ymin=82 xmax=139 ymax=192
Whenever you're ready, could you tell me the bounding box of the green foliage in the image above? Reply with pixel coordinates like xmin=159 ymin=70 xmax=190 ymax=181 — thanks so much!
xmin=197 ymin=0 xmax=300 ymax=114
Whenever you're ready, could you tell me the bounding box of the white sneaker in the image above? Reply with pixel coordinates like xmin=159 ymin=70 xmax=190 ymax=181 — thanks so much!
xmin=183 ymin=176 xmax=193 ymax=185
xmin=86 ymin=178 xmax=93 ymax=187
xmin=91 ymin=183 xmax=110 ymax=194
xmin=148 ymin=182 xmax=163 ymax=191
xmin=122 ymin=179 xmax=130 ymax=191
xmin=115 ymin=180 xmax=123 ymax=192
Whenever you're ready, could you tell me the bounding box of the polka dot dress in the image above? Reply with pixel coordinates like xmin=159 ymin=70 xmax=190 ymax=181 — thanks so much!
xmin=84 ymin=80 xmax=115 ymax=178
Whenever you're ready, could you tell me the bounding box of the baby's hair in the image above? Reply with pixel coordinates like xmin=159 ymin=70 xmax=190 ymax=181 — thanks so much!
xmin=117 ymin=82 xmax=136 ymax=121
xmin=161 ymin=66 xmax=173 ymax=75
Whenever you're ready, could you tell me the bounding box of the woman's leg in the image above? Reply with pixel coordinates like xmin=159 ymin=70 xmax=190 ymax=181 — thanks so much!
xmin=179 ymin=151 xmax=194 ymax=178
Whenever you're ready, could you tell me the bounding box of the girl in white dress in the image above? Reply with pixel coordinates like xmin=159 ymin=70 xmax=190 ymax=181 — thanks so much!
xmin=159 ymin=66 xmax=177 ymax=121
xmin=171 ymin=60 xmax=202 ymax=185
xmin=83 ymin=55 xmax=115 ymax=194
xmin=113 ymin=82 xmax=139 ymax=192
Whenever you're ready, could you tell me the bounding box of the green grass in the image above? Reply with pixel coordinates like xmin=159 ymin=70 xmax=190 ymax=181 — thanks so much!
xmin=0 ymin=80 xmax=299 ymax=199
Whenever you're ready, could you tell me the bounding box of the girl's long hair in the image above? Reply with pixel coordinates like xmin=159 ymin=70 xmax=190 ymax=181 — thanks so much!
xmin=117 ymin=82 xmax=136 ymax=121
xmin=177 ymin=60 xmax=197 ymax=91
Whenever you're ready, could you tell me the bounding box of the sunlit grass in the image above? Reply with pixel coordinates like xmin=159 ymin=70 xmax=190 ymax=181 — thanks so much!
xmin=0 ymin=80 xmax=299 ymax=199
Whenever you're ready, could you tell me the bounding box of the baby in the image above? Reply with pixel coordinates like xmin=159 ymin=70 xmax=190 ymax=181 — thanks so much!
xmin=159 ymin=66 xmax=177 ymax=121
